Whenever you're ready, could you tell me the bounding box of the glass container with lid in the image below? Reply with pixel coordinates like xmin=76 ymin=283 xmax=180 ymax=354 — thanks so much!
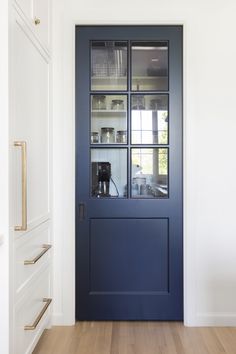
xmin=116 ymin=130 xmax=127 ymax=143
xmin=91 ymin=132 xmax=99 ymax=144
xmin=150 ymin=98 xmax=163 ymax=110
xmin=111 ymin=99 xmax=124 ymax=110
xmin=132 ymin=95 xmax=145 ymax=110
xmin=92 ymin=95 xmax=106 ymax=110
xmin=101 ymin=127 xmax=115 ymax=143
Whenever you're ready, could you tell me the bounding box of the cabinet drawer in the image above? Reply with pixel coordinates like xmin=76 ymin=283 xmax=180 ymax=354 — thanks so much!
xmin=15 ymin=221 xmax=51 ymax=296
xmin=14 ymin=267 xmax=51 ymax=354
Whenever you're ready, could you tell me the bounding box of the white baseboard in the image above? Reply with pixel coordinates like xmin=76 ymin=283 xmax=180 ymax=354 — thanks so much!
xmin=51 ymin=312 xmax=63 ymax=325
xmin=193 ymin=313 xmax=236 ymax=327
xmin=52 ymin=312 xmax=75 ymax=326
xmin=52 ymin=312 xmax=236 ymax=327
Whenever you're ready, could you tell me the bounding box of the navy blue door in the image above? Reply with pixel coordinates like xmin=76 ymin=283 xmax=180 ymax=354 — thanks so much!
xmin=76 ymin=26 xmax=183 ymax=320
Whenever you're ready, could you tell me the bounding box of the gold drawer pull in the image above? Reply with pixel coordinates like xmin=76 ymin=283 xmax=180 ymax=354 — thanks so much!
xmin=14 ymin=141 xmax=27 ymax=231
xmin=24 ymin=244 xmax=52 ymax=265
xmin=24 ymin=298 xmax=52 ymax=330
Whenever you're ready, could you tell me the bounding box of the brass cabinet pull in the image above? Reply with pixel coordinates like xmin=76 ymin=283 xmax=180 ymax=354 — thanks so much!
xmin=34 ymin=17 xmax=41 ymax=25
xmin=24 ymin=298 xmax=52 ymax=330
xmin=24 ymin=244 xmax=52 ymax=265
xmin=14 ymin=141 xmax=27 ymax=231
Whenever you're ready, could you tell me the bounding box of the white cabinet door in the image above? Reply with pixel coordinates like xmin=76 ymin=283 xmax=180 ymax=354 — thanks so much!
xmin=32 ymin=0 xmax=50 ymax=50
xmin=12 ymin=18 xmax=50 ymax=231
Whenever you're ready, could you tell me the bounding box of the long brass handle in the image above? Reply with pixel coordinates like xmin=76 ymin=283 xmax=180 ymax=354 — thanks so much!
xmin=14 ymin=141 xmax=27 ymax=231
xmin=24 ymin=244 xmax=52 ymax=265
xmin=24 ymin=298 xmax=52 ymax=330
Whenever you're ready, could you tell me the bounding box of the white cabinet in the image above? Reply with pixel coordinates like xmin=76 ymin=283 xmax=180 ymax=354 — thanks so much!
xmin=10 ymin=6 xmax=52 ymax=354
xmin=11 ymin=16 xmax=50 ymax=229
xmin=13 ymin=0 xmax=50 ymax=52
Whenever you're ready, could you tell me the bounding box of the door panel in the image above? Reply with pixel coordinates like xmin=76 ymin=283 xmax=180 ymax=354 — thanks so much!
xmin=76 ymin=26 xmax=183 ymax=320
xmin=12 ymin=19 xmax=50 ymax=229
xmin=90 ymin=218 xmax=169 ymax=293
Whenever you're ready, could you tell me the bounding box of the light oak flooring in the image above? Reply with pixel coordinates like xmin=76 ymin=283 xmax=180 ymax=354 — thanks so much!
xmin=33 ymin=322 xmax=236 ymax=354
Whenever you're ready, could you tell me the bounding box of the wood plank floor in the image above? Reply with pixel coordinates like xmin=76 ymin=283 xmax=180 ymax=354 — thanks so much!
xmin=33 ymin=322 xmax=236 ymax=354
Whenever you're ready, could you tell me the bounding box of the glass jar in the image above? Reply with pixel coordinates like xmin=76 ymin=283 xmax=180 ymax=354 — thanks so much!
xmin=132 ymin=177 xmax=146 ymax=195
xmin=132 ymin=95 xmax=145 ymax=110
xmin=111 ymin=99 xmax=124 ymax=110
xmin=150 ymin=98 xmax=162 ymax=110
xmin=91 ymin=132 xmax=99 ymax=144
xmin=116 ymin=130 xmax=127 ymax=143
xmin=101 ymin=127 xmax=115 ymax=143
xmin=92 ymin=95 xmax=106 ymax=110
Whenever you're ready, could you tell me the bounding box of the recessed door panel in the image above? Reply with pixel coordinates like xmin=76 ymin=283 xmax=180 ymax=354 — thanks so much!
xmin=90 ymin=218 xmax=169 ymax=293
xmin=12 ymin=19 xmax=50 ymax=228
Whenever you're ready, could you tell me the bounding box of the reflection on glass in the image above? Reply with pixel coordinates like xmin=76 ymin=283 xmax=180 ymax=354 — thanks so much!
xmin=91 ymin=95 xmax=127 ymax=144
xmin=91 ymin=41 xmax=127 ymax=91
xmin=131 ymin=95 xmax=168 ymax=144
xmin=131 ymin=148 xmax=168 ymax=198
xmin=91 ymin=149 xmax=127 ymax=198
xmin=131 ymin=42 xmax=168 ymax=91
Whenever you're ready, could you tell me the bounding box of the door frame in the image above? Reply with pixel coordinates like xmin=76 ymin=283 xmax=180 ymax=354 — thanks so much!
xmin=52 ymin=20 xmax=196 ymax=326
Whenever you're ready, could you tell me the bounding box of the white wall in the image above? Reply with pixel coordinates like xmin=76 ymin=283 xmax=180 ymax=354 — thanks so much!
xmin=52 ymin=0 xmax=236 ymax=326
xmin=0 ymin=1 xmax=10 ymax=353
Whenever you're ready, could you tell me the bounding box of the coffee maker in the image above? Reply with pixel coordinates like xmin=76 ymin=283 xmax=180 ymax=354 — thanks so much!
xmin=92 ymin=162 xmax=111 ymax=197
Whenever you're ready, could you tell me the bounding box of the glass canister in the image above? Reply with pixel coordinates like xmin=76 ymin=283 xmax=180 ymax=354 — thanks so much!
xmin=101 ymin=127 xmax=115 ymax=143
xmin=91 ymin=132 xmax=99 ymax=144
xmin=132 ymin=95 xmax=145 ymax=110
xmin=116 ymin=130 xmax=127 ymax=143
xmin=111 ymin=99 xmax=124 ymax=110
xmin=150 ymin=98 xmax=162 ymax=110
xmin=92 ymin=95 xmax=106 ymax=110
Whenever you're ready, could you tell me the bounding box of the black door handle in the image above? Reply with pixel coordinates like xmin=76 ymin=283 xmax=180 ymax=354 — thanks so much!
xmin=78 ymin=203 xmax=85 ymax=221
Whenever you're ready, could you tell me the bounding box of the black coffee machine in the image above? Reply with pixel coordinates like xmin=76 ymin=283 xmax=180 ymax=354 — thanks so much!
xmin=92 ymin=162 xmax=111 ymax=197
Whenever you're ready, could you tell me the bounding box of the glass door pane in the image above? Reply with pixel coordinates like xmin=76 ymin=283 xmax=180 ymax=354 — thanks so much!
xmin=90 ymin=41 xmax=170 ymax=200
xmin=91 ymin=95 xmax=127 ymax=144
xmin=131 ymin=42 xmax=168 ymax=91
xmin=131 ymin=148 xmax=168 ymax=198
xmin=131 ymin=95 xmax=168 ymax=144
xmin=91 ymin=41 xmax=128 ymax=91
xmin=91 ymin=149 xmax=127 ymax=198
